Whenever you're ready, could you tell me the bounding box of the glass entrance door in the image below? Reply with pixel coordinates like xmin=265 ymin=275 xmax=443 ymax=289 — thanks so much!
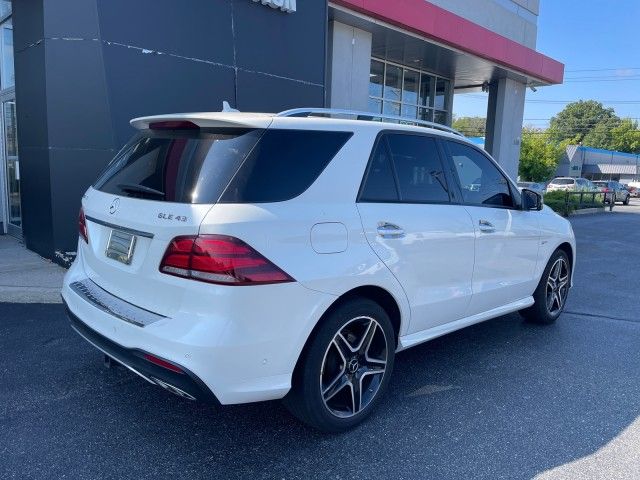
xmin=3 ymin=98 xmax=19 ymax=235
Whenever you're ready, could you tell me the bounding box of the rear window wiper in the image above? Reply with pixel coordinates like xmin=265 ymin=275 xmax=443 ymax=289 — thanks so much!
xmin=117 ymin=183 xmax=165 ymax=197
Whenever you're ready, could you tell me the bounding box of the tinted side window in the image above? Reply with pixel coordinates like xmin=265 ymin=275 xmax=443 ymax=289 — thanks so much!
xmin=359 ymin=139 xmax=399 ymax=202
xmin=447 ymin=141 xmax=514 ymax=208
xmin=220 ymin=130 xmax=352 ymax=203
xmin=385 ymin=134 xmax=450 ymax=203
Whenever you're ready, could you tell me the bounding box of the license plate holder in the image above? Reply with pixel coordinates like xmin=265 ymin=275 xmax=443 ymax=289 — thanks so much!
xmin=105 ymin=229 xmax=137 ymax=265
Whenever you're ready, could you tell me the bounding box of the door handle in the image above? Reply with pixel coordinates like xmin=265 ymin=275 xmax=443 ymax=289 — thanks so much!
xmin=377 ymin=222 xmax=405 ymax=239
xmin=478 ymin=219 xmax=495 ymax=233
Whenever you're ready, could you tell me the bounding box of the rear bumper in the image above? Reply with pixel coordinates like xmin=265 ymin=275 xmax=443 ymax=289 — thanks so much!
xmin=62 ymin=250 xmax=336 ymax=404
xmin=65 ymin=302 xmax=220 ymax=404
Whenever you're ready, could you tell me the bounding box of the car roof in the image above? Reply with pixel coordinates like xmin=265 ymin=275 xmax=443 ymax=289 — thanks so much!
xmin=130 ymin=110 xmax=474 ymax=145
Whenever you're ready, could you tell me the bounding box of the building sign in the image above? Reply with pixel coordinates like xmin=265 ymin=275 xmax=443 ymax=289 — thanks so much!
xmin=252 ymin=0 xmax=296 ymax=13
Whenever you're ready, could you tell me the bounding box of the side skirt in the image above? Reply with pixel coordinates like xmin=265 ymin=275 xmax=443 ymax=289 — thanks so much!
xmin=397 ymin=296 xmax=535 ymax=351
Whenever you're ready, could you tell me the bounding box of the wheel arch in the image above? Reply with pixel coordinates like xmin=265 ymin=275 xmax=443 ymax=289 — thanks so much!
xmin=290 ymin=285 xmax=403 ymax=384
xmin=556 ymin=241 xmax=574 ymax=271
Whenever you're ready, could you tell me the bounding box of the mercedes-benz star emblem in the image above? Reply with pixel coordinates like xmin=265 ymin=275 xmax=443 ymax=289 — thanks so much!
xmin=109 ymin=198 xmax=120 ymax=215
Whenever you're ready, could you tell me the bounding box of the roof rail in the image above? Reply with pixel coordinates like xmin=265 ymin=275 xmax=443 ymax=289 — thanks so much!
xmin=276 ymin=108 xmax=465 ymax=137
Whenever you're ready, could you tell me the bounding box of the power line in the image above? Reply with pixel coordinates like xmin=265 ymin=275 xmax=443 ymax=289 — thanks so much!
xmin=458 ymin=95 xmax=640 ymax=105
xmin=565 ymin=67 xmax=640 ymax=73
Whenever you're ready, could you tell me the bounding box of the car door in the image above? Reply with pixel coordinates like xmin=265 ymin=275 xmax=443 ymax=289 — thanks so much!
xmin=442 ymin=140 xmax=541 ymax=316
xmin=357 ymin=132 xmax=475 ymax=334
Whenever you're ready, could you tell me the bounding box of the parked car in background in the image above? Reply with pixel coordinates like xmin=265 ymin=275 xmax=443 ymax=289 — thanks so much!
xmin=517 ymin=181 xmax=546 ymax=196
xmin=626 ymin=182 xmax=640 ymax=198
xmin=592 ymin=180 xmax=631 ymax=205
xmin=547 ymin=177 xmax=596 ymax=192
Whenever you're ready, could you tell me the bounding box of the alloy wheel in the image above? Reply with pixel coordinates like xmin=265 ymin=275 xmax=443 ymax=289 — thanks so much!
xmin=546 ymin=257 xmax=569 ymax=315
xmin=320 ymin=316 xmax=388 ymax=418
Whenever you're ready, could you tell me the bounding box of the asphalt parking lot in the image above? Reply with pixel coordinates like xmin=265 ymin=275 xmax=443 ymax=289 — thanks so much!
xmin=2 ymin=201 xmax=640 ymax=479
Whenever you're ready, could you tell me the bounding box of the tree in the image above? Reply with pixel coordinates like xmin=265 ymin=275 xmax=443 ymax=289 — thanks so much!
xmin=519 ymin=128 xmax=565 ymax=182
xmin=452 ymin=116 xmax=486 ymax=137
xmin=607 ymin=119 xmax=640 ymax=154
xmin=548 ymin=100 xmax=621 ymax=148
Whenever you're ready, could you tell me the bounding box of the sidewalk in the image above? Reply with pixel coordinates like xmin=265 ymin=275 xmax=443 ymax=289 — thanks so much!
xmin=0 ymin=235 xmax=65 ymax=303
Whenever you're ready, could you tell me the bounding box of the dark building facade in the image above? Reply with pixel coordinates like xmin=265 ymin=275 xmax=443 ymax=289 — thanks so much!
xmin=12 ymin=0 xmax=327 ymax=263
xmin=3 ymin=0 xmax=563 ymax=265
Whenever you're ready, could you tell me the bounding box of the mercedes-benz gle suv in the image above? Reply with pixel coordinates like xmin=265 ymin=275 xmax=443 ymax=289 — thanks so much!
xmin=62 ymin=109 xmax=576 ymax=432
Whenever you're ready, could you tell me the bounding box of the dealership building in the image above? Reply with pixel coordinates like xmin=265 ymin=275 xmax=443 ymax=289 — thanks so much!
xmin=556 ymin=145 xmax=640 ymax=184
xmin=3 ymin=0 xmax=563 ymax=264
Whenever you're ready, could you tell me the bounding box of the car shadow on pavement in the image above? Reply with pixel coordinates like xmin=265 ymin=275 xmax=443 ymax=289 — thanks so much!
xmin=2 ymin=303 xmax=640 ymax=479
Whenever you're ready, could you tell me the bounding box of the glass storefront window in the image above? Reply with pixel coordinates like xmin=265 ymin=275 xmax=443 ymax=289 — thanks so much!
xmin=435 ymin=78 xmax=450 ymax=110
xmin=368 ymin=58 xmax=452 ymax=125
xmin=419 ymin=74 xmax=433 ymax=107
xmin=4 ymin=100 xmax=20 ymax=227
xmin=384 ymin=65 xmax=402 ymax=102
xmin=383 ymin=101 xmax=400 ymax=116
xmin=0 ymin=1 xmax=10 ymax=19
xmin=401 ymin=104 xmax=417 ymax=119
xmin=1 ymin=18 xmax=13 ymax=89
xmin=369 ymin=59 xmax=384 ymax=98
xmin=402 ymin=69 xmax=419 ymax=105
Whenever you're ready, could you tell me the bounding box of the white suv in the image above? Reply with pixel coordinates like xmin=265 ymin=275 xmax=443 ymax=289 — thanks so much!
xmin=62 ymin=108 xmax=576 ymax=432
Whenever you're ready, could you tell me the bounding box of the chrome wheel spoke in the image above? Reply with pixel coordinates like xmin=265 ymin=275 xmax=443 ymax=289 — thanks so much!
xmin=334 ymin=333 xmax=356 ymax=358
xmin=357 ymin=320 xmax=377 ymax=355
xmin=350 ymin=377 xmax=362 ymax=414
xmin=546 ymin=258 xmax=569 ymax=315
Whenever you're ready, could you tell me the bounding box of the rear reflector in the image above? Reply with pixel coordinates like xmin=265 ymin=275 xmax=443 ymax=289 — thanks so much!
xmin=159 ymin=235 xmax=294 ymax=285
xmin=149 ymin=121 xmax=199 ymax=130
xmin=78 ymin=207 xmax=89 ymax=243
xmin=143 ymin=353 xmax=184 ymax=374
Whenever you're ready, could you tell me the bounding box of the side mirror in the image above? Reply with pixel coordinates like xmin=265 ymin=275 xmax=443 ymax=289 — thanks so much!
xmin=522 ymin=188 xmax=543 ymax=211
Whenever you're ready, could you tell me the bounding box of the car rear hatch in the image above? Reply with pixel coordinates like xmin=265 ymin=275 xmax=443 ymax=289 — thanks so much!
xmin=78 ymin=114 xmax=272 ymax=317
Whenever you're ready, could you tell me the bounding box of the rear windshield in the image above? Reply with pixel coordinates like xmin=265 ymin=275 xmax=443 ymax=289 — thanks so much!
xmin=551 ymin=178 xmax=574 ymax=185
xmin=94 ymin=128 xmax=352 ymax=203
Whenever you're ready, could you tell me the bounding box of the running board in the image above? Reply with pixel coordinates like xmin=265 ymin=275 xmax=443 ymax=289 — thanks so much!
xmin=398 ymin=297 xmax=535 ymax=351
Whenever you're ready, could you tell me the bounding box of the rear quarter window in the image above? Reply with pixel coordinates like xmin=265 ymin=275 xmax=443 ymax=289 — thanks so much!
xmin=220 ymin=129 xmax=352 ymax=203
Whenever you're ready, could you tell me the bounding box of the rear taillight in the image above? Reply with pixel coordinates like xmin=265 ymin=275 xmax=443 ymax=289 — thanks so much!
xmin=78 ymin=207 xmax=88 ymax=243
xmin=159 ymin=235 xmax=294 ymax=285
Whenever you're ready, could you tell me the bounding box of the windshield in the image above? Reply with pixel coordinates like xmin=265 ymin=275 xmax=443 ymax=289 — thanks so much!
xmin=551 ymin=178 xmax=574 ymax=185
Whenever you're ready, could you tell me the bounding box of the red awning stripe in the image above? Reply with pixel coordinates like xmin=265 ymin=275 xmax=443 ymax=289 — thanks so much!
xmin=332 ymin=0 xmax=564 ymax=84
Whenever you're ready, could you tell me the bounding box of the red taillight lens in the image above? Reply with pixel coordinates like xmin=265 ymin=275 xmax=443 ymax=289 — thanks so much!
xmin=159 ymin=235 xmax=294 ymax=285
xmin=78 ymin=207 xmax=88 ymax=243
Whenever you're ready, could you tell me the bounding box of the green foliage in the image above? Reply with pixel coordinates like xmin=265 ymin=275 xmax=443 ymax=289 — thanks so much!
xmin=607 ymin=119 xmax=640 ymax=154
xmin=518 ymin=128 xmax=564 ymax=182
xmin=452 ymin=116 xmax=486 ymax=137
xmin=543 ymin=190 xmax=605 ymax=216
xmin=548 ymin=100 xmax=621 ymax=148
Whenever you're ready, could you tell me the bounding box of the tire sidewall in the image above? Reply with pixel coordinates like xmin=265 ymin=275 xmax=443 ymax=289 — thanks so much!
xmin=296 ymin=299 xmax=396 ymax=432
xmin=537 ymin=249 xmax=570 ymax=322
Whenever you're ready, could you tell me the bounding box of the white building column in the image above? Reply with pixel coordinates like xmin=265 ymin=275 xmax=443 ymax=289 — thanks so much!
xmin=328 ymin=21 xmax=372 ymax=111
xmin=485 ymin=78 xmax=526 ymax=180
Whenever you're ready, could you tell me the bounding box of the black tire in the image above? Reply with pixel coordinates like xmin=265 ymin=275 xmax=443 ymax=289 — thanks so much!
xmin=624 ymin=195 xmax=630 ymax=205
xmin=283 ymin=298 xmax=395 ymax=433
xmin=520 ymin=249 xmax=571 ymax=324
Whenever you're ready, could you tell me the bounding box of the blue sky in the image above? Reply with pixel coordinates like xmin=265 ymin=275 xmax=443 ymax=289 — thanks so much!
xmin=453 ymin=0 xmax=640 ymax=128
